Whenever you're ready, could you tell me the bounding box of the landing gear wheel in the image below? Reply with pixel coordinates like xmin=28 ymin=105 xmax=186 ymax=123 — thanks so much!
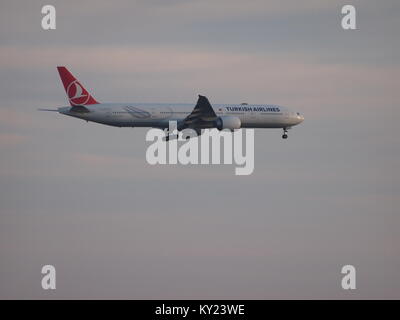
xmin=282 ymin=128 xmax=289 ymax=139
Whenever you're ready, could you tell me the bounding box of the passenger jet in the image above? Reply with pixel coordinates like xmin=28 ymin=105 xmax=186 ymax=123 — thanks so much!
xmin=40 ymin=67 xmax=304 ymax=139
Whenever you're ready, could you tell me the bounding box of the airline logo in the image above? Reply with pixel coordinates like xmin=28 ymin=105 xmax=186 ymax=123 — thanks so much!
xmin=57 ymin=66 xmax=99 ymax=106
xmin=67 ymin=80 xmax=90 ymax=106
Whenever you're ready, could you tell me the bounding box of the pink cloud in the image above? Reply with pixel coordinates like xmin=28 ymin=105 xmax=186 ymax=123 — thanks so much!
xmin=0 ymin=133 xmax=28 ymax=146
xmin=0 ymin=108 xmax=35 ymax=127
xmin=0 ymin=45 xmax=398 ymax=118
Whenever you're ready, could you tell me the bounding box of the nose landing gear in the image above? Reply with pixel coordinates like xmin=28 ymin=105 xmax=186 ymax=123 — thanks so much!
xmin=282 ymin=128 xmax=288 ymax=139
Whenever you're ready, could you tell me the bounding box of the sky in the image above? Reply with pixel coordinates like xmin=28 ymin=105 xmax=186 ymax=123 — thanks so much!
xmin=0 ymin=0 xmax=399 ymax=299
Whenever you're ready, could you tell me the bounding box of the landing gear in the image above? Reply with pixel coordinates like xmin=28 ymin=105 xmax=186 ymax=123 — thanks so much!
xmin=164 ymin=130 xmax=179 ymax=142
xmin=282 ymin=128 xmax=288 ymax=139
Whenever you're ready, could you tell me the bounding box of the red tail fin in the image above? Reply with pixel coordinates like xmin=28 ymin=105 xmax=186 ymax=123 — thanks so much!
xmin=57 ymin=66 xmax=99 ymax=106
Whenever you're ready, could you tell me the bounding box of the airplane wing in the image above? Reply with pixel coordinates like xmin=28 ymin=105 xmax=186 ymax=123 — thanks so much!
xmin=181 ymin=95 xmax=217 ymax=129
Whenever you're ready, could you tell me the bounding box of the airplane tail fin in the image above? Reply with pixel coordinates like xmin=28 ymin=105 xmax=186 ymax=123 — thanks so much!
xmin=57 ymin=66 xmax=99 ymax=106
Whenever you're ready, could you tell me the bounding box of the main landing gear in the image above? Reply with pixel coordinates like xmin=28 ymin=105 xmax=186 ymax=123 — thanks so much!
xmin=282 ymin=128 xmax=288 ymax=139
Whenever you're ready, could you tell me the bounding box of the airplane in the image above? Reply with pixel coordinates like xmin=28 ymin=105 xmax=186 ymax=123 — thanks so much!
xmin=39 ymin=67 xmax=304 ymax=139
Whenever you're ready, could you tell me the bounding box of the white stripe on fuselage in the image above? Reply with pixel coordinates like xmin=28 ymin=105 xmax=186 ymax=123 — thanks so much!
xmin=58 ymin=103 xmax=304 ymax=128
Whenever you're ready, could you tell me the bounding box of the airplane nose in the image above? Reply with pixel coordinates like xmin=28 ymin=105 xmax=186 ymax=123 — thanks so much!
xmin=295 ymin=113 xmax=304 ymax=124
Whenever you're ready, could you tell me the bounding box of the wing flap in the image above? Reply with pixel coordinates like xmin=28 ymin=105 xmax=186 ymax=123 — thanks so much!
xmin=38 ymin=108 xmax=59 ymax=112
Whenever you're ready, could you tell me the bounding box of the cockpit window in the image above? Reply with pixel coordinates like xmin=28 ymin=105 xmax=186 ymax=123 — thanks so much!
xmin=297 ymin=112 xmax=300 ymax=116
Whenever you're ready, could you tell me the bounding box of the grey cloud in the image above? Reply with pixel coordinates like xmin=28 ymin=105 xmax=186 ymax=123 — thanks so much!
xmin=0 ymin=0 xmax=399 ymax=299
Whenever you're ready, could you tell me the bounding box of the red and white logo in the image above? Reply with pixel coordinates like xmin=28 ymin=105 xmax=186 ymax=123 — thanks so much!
xmin=66 ymin=80 xmax=90 ymax=105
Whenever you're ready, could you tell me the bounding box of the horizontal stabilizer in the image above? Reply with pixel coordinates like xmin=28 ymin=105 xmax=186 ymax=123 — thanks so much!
xmin=38 ymin=108 xmax=59 ymax=111
xmin=69 ymin=105 xmax=90 ymax=113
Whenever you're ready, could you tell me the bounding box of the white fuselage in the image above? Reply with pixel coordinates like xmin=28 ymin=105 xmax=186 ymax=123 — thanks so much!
xmin=58 ymin=103 xmax=304 ymax=129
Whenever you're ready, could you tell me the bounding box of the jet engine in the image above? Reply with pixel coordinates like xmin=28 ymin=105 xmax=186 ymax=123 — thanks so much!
xmin=215 ymin=116 xmax=241 ymax=130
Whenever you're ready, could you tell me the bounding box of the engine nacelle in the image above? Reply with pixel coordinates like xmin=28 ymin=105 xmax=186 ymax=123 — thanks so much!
xmin=215 ymin=116 xmax=241 ymax=131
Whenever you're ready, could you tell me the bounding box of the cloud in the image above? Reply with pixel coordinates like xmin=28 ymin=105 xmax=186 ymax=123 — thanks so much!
xmin=1 ymin=45 xmax=398 ymax=116
xmin=0 ymin=0 xmax=399 ymax=299
xmin=74 ymin=152 xmax=133 ymax=167
xmin=0 ymin=133 xmax=28 ymax=146
xmin=131 ymin=0 xmax=337 ymax=21
xmin=71 ymin=152 xmax=240 ymax=181
xmin=0 ymin=108 xmax=36 ymax=128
